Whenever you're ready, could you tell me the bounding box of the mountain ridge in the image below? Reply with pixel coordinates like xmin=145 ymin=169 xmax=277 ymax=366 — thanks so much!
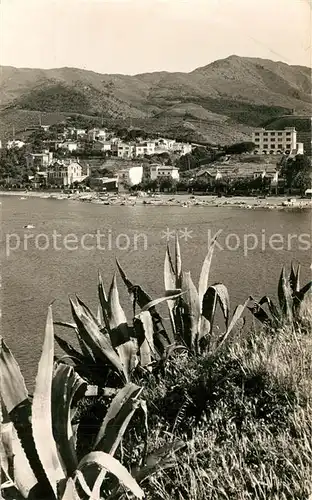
xmin=0 ymin=55 xmax=310 ymax=145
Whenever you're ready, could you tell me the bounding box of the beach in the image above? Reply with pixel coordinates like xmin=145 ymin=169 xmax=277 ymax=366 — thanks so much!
xmin=1 ymin=189 xmax=311 ymax=210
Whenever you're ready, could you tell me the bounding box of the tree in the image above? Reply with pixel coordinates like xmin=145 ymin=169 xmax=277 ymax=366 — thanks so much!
xmin=225 ymin=142 xmax=256 ymax=155
xmin=281 ymin=154 xmax=312 ymax=192
xmin=293 ymin=170 xmax=312 ymax=196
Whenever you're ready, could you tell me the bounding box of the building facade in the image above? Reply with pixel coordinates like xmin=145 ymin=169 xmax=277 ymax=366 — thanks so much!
xmin=26 ymin=152 xmax=53 ymax=171
xmin=47 ymin=161 xmax=88 ymax=186
xmin=150 ymin=164 xmax=180 ymax=181
xmin=111 ymin=142 xmax=134 ymax=158
xmin=87 ymin=128 xmax=108 ymax=141
xmin=252 ymin=127 xmax=297 ymax=154
xmin=118 ymin=165 xmax=143 ymax=186
xmin=58 ymin=141 xmax=78 ymax=152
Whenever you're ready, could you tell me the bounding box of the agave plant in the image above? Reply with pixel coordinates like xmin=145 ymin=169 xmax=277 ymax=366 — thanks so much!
xmin=247 ymin=263 xmax=312 ymax=328
xmin=163 ymin=235 xmax=249 ymax=354
xmin=0 ymin=307 xmax=145 ymax=500
xmin=55 ymin=237 xmax=248 ymax=389
xmin=54 ymin=272 xmax=183 ymax=388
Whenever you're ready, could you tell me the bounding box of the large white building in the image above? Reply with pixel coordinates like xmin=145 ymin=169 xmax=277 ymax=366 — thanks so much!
xmin=26 ymin=151 xmax=53 ymax=170
xmin=118 ymin=165 xmax=143 ymax=186
xmin=134 ymin=141 xmax=155 ymax=157
xmin=150 ymin=164 xmax=180 ymax=181
xmin=87 ymin=128 xmax=108 ymax=141
xmin=47 ymin=161 xmax=89 ymax=186
xmin=252 ymin=127 xmax=297 ymax=154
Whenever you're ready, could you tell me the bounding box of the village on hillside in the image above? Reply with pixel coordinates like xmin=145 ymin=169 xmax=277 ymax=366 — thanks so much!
xmin=0 ymin=115 xmax=311 ymax=198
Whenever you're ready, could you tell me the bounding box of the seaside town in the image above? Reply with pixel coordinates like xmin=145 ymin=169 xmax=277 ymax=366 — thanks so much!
xmin=0 ymin=114 xmax=311 ymax=208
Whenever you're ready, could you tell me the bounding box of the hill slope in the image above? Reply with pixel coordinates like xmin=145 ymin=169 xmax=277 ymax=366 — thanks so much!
xmin=0 ymin=55 xmax=310 ymax=144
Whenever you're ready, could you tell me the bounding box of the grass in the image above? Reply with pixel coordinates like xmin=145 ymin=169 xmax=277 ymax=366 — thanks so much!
xmin=138 ymin=324 xmax=312 ymax=499
xmin=74 ymin=319 xmax=312 ymax=498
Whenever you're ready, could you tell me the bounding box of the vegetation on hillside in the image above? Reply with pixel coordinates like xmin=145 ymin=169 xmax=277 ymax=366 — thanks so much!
xmin=1 ymin=238 xmax=312 ymax=498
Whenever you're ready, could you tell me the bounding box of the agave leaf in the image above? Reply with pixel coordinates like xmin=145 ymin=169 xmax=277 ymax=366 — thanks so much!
xmin=164 ymin=246 xmax=176 ymax=292
xmin=0 ymin=340 xmax=53 ymax=496
xmin=93 ymin=383 xmax=143 ymax=455
xmin=70 ymin=298 xmax=126 ymax=381
xmin=0 ymin=338 xmax=28 ymax=414
xmin=52 ymin=364 xmax=87 ymax=477
xmin=116 ymin=340 xmax=137 ymax=382
xmin=75 ymin=330 xmax=96 ymax=362
xmin=289 ymin=262 xmax=297 ymax=294
xmin=54 ymin=321 xmax=77 ymax=330
xmin=96 ymin=305 xmax=103 ymax=326
xmin=164 ymin=246 xmax=178 ymax=338
xmin=134 ymin=311 xmax=156 ymax=366
xmin=258 ymin=296 xmax=281 ymax=325
xmin=298 ymin=280 xmax=312 ymax=298
xmin=78 ymin=451 xmax=144 ymax=499
xmin=213 ymin=283 xmax=230 ymax=328
xmin=278 ymin=266 xmax=293 ymax=322
xmin=181 ymin=271 xmax=201 ymax=349
xmin=201 ymin=287 xmax=217 ymax=331
xmin=89 ymin=469 xmax=107 ymax=500
xmin=141 ymin=290 xmax=183 ymax=312
xmin=1 ymin=422 xmax=13 ymax=483
xmin=1 ymin=422 xmax=38 ymax=498
xmin=55 ymin=335 xmax=86 ymax=364
xmin=175 ymin=234 xmax=182 ymax=288
xmin=198 ymin=237 xmax=217 ymax=308
xmin=98 ymin=272 xmax=111 ymax=332
xmin=61 ymin=478 xmax=81 ymax=500
xmin=218 ymin=299 xmax=249 ymax=349
xmin=108 ymin=274 xmax=128 ymax=329
xmin=295 ymin=264 xmax=301 ymax=293
xmin=32 ymin=306 xmax=65 ymax=497
xmin=247 ymin=297 xmax=272 ymax=326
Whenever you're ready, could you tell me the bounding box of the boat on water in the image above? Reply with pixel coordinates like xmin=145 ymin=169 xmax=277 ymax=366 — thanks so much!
xmin=24 ymin=224 xmax=35 ymax=229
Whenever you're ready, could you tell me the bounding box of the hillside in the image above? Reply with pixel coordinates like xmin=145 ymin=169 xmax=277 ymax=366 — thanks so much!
xmin=0 ymin=55 xmax=311 ymax=144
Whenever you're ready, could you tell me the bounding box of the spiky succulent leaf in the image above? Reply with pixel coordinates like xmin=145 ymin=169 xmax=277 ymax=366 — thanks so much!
xmin=134 ymin=311 xmax=156 ymax=366
xmin=198 ymin=237 xmax=217 ymax=307
xmin=278 ymin=266 xmax=293 ymax=323
xmin=77 ymin=451 xmax=144 ymax=499
xmin=0 ymin=422 xmax=38 ymax=498
xmin=93 ymin=383 xmax=143 ymax=455
xmin=247 ymin=297 xmax=272 ymax=326
xmin=218 ymin=299 xmax=249 ymax=350
xmin=174 ymin=235 xmax=182 ymax=289
xmin=52 ymin=364 xmax=87 ymax=476
xmin=70 ymin=298 xmax=126 ymax=381
xmin=181 ymin=271 xmax=201 ymax=349
xmin=98 ymin=272 xmax=111 ymax=332
xmin=0 ymin=338 xmax=28 ymax=414
xmin=31 ymin=306 xmax=65 ymax=497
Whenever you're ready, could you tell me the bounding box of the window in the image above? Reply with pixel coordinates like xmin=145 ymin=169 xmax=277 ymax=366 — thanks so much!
xmin=278 ymin=144 xmax=283 ymax=149
xmin=270 ymin=137 xmax=275 ymax=141
xmin=270 ymin=131 xmax=276 ymax=135
xmin=278 ymin=132 xmax=283 ymax=136
xmin=286 ymin=132 xmax=291 ymax=136
xmin=263 ymin=138 xmax=268 ymax=142
xmin=271 ymin=144 xmax=275 ymax=148
xmin=263 ymin=132 xmax=268 ymax=136
xmin=255 ymin=132 xmax=260 ymax=136
xmin=263 ymin=144 xmax=268 ymax=149
xmin=255 ymin=137 xmax=260 ymax=142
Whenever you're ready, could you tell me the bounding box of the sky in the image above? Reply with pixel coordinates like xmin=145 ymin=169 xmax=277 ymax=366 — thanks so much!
xmin=0 ymin=0 xmax=311 ymax=74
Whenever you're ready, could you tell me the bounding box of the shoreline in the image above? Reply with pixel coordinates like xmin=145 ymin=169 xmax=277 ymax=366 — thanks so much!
xmin=0 ymin=190 xmax=311 ymax=210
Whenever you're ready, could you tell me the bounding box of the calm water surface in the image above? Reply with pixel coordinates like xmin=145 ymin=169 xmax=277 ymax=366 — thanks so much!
xmin=1 ymin=196 xmax=311 ymax=385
